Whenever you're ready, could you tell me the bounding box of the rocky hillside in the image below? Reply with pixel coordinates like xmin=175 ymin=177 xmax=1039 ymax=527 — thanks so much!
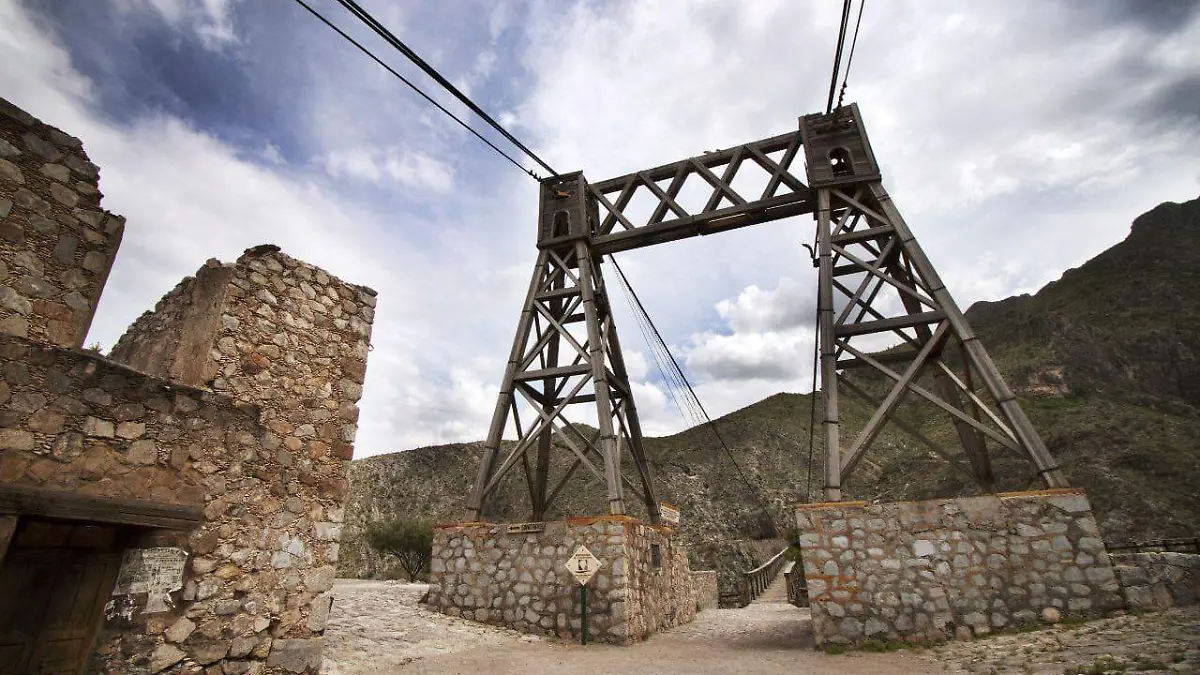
xmin=340 ymin=196 xmax=1200 ymax=594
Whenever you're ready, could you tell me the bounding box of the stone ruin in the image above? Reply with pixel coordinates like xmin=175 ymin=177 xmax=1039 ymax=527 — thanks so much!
xmin=0 ymin=96 xmax=374 ymax=673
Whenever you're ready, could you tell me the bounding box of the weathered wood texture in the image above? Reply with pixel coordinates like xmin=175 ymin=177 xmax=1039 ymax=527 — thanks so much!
xmin=0 ymin=484 xmax=203 ymax=530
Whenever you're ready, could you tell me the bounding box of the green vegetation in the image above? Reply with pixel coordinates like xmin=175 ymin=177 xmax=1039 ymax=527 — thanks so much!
xmin=859 ymin=638 xmax=922 ymax=652
xmin=364 ymin=517 xmax=434 ymax=581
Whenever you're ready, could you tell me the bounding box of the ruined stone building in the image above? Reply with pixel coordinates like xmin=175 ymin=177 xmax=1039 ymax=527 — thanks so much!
xmin=0 ymin=96 xmax=375 ymax=673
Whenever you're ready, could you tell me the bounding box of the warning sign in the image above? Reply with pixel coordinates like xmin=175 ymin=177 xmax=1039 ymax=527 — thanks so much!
xmin=112 ymin=547 xmax=188 ymax=612
xmin=659 ymin=502 xmax=681 ymax=526
xmin=565 ymin=545 xmax=603 ymax=586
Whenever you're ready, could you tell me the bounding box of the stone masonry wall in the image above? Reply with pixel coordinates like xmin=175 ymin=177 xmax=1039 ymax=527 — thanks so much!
xmin=1112 ymin=552 xmax=1200 ymax=611
xmin=425 ymin=518 xmax=696 ymax=645
xmin=108 ymin=261 xmax=235 ymax=387
xmin=0 ymin=335 xmax=342 ymax=673
xmin=0 ymin=97 xmax=376 ymax=673
xmin=795 ymin=489 xmax=1124 ymax=646
xmin=692 ymin=570 xmax=719 ymax=611
xmin=111 ymin=245 xmax=376 ymax=472
xmin=0 ymin=97 xmax=123 ymax=348
xmin=624 ymin=522 xmax=696 ymax=640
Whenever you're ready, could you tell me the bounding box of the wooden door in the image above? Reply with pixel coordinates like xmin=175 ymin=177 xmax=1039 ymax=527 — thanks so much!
xmin=0 ymin=521 xmax=122 ymax=675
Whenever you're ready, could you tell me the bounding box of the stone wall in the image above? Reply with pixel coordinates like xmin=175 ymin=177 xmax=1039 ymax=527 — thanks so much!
xmin=0 ymin=336 xmax=343 ymax=672
xmin=795 ymin=489 xmax=1125 ymax=646
xmin=692 ymin=570 xmax=719 ymax=611
xmin=425 ymin=517 xmax=696 ymax=645
xmin=0 ymin=98 xmax=377 ymax=673
xmin=0 ymin=97 xmax=123 ymax=349
xmin=111 ymin=246 xmax=375 ymax=473
xmin=107 ymin=261 xmax=234 ymax=387
xmin=1112 ymin=552 xmax=1200 ymax=611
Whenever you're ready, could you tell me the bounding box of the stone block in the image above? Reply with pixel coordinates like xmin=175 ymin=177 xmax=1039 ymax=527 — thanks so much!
xmin=267 ymin=638 xmax=324 ymax=673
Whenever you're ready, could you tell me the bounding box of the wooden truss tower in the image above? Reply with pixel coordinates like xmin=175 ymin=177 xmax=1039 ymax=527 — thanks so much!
xmin=464 ymin=103 xmax=1066 ymax=522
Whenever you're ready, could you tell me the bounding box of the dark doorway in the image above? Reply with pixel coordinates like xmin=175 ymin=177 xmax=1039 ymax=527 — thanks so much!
xmin=0 ymin=519 xmax=124 ymax=675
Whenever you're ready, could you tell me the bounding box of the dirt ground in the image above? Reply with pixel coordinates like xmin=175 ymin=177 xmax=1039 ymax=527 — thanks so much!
xmin=321 ymin=580 xmax=1200 ymax=675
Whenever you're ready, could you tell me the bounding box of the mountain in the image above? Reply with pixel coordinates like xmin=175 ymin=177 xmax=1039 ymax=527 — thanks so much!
xmin=339 ymin=196 xmax=1200 ymax=598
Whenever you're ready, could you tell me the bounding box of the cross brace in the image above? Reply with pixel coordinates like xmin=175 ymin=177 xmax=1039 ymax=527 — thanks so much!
xmin=463 ymin=103 xmax=1067 ymax=523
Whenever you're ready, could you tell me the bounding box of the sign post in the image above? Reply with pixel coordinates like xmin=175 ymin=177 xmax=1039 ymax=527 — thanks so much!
xmin=565 ymin=545 xmax=602 ymax=645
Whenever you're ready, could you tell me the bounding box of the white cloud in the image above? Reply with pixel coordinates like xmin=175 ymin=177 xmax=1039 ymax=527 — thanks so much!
xmin=114 ymin=0 xmax=241 ymax=48
xmin=715 ymin=277 xmax=815 ymax=334
xmin=683 ymin=328 xmax=812 ymax=382
xmin=321 ymin=147 xmax=455 ymax=192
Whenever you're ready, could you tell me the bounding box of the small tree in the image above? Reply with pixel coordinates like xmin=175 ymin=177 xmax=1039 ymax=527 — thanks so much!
xmin=364 ymin=517 xmax=433 ymax=581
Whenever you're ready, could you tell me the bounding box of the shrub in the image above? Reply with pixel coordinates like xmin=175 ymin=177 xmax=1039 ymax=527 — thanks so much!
xmin=364 ymin=517 xmax=434 ymax=581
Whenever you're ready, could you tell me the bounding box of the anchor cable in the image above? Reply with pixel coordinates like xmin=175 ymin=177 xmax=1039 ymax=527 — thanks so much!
xmin=835 ymin=0 xmax=867 ymax=110
xmin=290 ymin=0 xmax=540 ymax=180
xmin=332 ymin=0 xmax=560 ymax=177
xmin=608 ymin=255 xmax=784 ymax=537
xmin=825 ymin=0 xmax=854 ymax=114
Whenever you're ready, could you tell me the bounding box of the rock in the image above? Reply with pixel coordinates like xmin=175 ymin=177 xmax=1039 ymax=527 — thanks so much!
xmin=40 ymin=163 xmax=70 ymax=181
xmin=0 ymin=158 xmax=24 ymax=183
xmin=308 ymin=593 xmax=333 ymax=631
xmin=49 ymin=182 xmax=79 ymax=207
xmin=127 ymin=440 xmax=158 ymax=465
xmin=164 ymin=617 xmax=196 ymax=643
xmin=190 ymin=640 xmax=230 ymax=665
xmin=82 ymin=416 xmax=114 ymax=438
xmin=148 ymin=644 xmax=185 ymax=673
xmin=229 ymin=635 xmax=258 ymax=658
xmin=267 ymin=638 xmax=325 ymax=673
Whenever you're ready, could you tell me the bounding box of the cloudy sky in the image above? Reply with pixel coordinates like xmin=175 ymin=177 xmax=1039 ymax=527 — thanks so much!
xmin=2 ymin=0 xmax=1197 ymax=457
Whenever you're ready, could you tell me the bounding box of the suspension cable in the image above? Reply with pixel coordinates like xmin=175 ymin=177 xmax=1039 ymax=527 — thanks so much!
xmin=613 ymin=268 xmax=698 ymax=427
xmin=290 ymin=0 xmax=540 ymax=180
xmin=608 ymin=255 xmax=784 ymax=536
xmin=333 ymin=0 xmax=560 ymax=177
xmin=835 ymin=0 xmax=867 ymax=110
xmin=825 ymin=0 xmax=853 ymax=114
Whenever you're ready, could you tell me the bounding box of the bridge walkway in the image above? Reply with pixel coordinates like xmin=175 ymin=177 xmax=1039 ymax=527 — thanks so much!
xmin=750 ymin=572 xmax=791 ymax=604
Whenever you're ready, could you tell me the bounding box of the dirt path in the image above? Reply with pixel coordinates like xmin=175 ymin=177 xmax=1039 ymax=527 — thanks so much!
xmin=322 ymin=580 xmax=1200 ymax=675
xmin=322 ymin=580 xmax=929 ymax=675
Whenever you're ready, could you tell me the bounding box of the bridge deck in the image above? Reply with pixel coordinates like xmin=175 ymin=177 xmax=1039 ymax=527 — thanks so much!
xmin=750 ymin=574 xmax=792 ymax=604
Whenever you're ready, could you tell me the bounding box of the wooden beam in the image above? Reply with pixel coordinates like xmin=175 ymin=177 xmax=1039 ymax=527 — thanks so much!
xmin=836 ymin=349 xmax=918 ymax=369
xmin=590 ymin=130 xmax=800 ymax=191
xmin=835 ymin=311 xmax=944 ymax=338
xmin=590 ymin=192 xmax=811 ymax=255
xmin=836 ymin=340 xmax=1023 ymax=453
xmin=831 ymin=224 xmax=893 ymax=246
xmin=840 ymin=378 xmax=974 ymax=480
xmin=513 ymin=364 xmax=591 ymax=382
xmin=535 ymin=286 xmax=581 ymax=302
xmin=0 ymin=484 xmax=203 ymax=530
xmin=840 ymin=322 xmax=949 ymax=479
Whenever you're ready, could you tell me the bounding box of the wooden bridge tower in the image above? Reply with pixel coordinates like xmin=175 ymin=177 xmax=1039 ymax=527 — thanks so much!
xmin=463 ymin=104 xmax=1067 ymax=522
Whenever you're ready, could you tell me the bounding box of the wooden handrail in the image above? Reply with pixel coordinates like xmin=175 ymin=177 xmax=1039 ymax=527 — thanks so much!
xmin=782 ymin=560 xmax=810 ymax=607
xmin=738 ymin=546 xmax=789 ymax=607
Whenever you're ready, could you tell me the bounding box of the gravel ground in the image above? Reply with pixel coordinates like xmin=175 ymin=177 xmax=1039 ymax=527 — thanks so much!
xmin=321 ymin=580 xmax=1200 ymax=675
xmin=930 ymin=607 xmax=1200 ymax=674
